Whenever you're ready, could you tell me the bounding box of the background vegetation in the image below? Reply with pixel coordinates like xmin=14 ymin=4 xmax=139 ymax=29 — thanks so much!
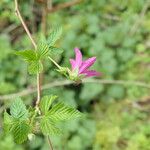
xmin=0 ymin=0 xmax=150 ymax=149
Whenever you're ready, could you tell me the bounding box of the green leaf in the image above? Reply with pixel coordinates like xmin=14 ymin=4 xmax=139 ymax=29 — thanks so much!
xmin=12 ymin=121 xmax=31 ymax=144
xmin=10 ymin=97 xmax=28 ymax=120
xmin=28 ymin=61 xmax=43 ymax=74
xmin=49 ymin=46 xmax=64 ymax=56
xmin=15 ymin=50 xmax=37 ymax=62
xmin=40 ymin=95 xmax=58 ymax=115
xmin=48 ymin=102 xmax=82 ymax=122
xmin=40 ymin=116 xmax=61 ymax=136
xmin=37 ymin=42 xmax=49 ymax=59
xmin=4 ymin=111 xmax=14 ymax=132
xmin=47 ymin=26 xmax=62 ymax=45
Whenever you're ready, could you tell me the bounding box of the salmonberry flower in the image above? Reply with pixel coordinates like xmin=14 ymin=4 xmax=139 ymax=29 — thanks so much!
xmin=69 ymin=48 xmax=101 ymax=82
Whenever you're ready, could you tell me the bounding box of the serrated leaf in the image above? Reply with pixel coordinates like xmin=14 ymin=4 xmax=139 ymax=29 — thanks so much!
xmin=48 ymin=26 xmax=62 ymax=45
xmin=40 ymin=95 xmax=58 ymax=114
xmin=28 ymin=60 xmax=43 ymax=74
xmin=15 ymin=50 xmax=37 ymax=62
xmin=10 ymin=97 xmax=28 ymax=120
xmin=48 ymin=102 xmax=82 ymax=122
xmin=37 ymin=42 xmax=49 ymax=59
xmin=12 ymin=121 xmax=31 ymax=144
xmin=4 ymin=111 xmax=14 ymax=132
xmin=40 ymin=116 xmax=61 ymax=136
xmin=49 ymin=46 xmax=64 ymax=56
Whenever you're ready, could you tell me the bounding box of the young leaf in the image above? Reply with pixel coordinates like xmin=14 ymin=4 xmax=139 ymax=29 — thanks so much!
xmin=48 ymin=102 xmax=82 ymax=122
xmin=49 ymin=46 xmax=64 ymax=56
xmin=40 ymin=95 xmax=58 ymax=114
xmin=47 ymin=26 xmax=62 ymax=45
xmin=40 ymin=116 xmax=61 ymax=136
xmin=28 ymin=60 xmax=43 ymax=74
xmin=37 ymin=42 xmax=49 ymax=59
xmin=15 ymin=50 xmax=37 ymax=62
xmin=12 ymin=121 xmax=31 ymax=144
xmin=10 ymin=97 xmax=28 ymax=120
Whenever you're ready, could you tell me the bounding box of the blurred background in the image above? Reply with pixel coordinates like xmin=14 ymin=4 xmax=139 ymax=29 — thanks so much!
xmin=1 ymin=0 xmax=150 ymax=149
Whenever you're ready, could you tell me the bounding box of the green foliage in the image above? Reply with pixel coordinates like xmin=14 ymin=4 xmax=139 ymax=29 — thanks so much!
xmin=1 ymin=0 xmax=150 ymax=149
xmin=39 ymin=95 xmax=82 ymax=135
xmin=47 ymin=26 xmax=62 ymax=46
xmin=10 ymin=97 xmax=28 ymax=120
xmin=47 ymin=102 xmax=81 ymax=121
xmin=40 ymin=117 xmax=61 ymax=135
xmin=28 ymin=60 xmax=43 ymax=74
xmin=40 ymin=95 xmax=58 ymax=114
xmin=4 ymin=98 xmax=31 ymax=144
xmin=15 ymin=50 xmax=37 ymax=62
xmin=12 ymin=121 xmax=31 ymax=144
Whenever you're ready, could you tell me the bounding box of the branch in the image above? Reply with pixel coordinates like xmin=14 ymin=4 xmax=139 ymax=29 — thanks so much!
xmin=0 ymin=79 xmax=150 ymax=100
xmin=14 ymin=0 xmax=37 ymax=49
xmin=47 ymin=0 xmax=83 ymax=13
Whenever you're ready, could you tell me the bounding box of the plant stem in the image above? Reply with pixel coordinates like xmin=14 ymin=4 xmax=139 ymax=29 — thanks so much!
xmin=48 ymin=56 xmax=62 ymax=69
xmin=47 ymin=136 xmax=54 ymax=150
xmin=14 ymin=0 xmax=41 ymax=109
xmin=14 ymin=0 xmax=37 ymax=49
xmin=36 ymin=73 xmax=41 ymax=108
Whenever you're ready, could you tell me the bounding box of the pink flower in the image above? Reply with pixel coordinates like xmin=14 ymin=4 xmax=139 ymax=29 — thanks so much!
xmin=69 ymin=48 xmax=101 ymax=80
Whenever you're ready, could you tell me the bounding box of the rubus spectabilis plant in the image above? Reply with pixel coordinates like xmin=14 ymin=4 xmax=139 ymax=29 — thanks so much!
xmin=3 ymin=26 xmax=101 ymax=145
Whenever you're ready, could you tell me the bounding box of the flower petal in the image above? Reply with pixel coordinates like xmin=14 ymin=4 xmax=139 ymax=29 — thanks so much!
xmin=79 ymin=57 xmax=96 ymax=73
xmin=69 ymin=59 xmax=76 ymax=70
xmin=81 ymin=70 xmax=101 ymax=77
xmin=74 ymin=48 xmax=82 ymax=68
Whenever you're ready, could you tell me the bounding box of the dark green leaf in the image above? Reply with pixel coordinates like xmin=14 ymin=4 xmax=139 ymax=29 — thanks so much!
xmin=10 ymin=97 xmax=28 ymax=120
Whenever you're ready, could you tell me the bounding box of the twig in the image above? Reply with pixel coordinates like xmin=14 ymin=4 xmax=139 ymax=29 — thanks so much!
xmin=14 ymin=0 xmax=37 ymax=49
xmin=47 ymin=0 xmax=83 ymax=13
xmin=0 ymin=79 xmax=150 ymax=101
xmin=47 ymin=136 xmax=54 ymax=150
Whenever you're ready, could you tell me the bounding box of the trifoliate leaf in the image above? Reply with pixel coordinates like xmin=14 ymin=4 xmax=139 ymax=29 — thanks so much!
xmin=48 ymin=102 xmax=82 ymax=122
xmin=40 ymin=116 xmax=61 ymax=135
xmin=37 ymin=42 xmax=49 ymax=59
xmin=28 ymin=60 xmax=43 ymax=74
xmin=40 ymin=95 xmax=58 ymax=115
xmin=47 ymin=26 xmax=62 ymax=45
xmin=10 ymin=97 xmax=28 ymax=120
xmin=12 ymin=121 xmax=31 ymax=144
xmin=15 ymin=50 xmax=37 ymax=62
xmin=49 ymin=46 xmax=64 ymax=56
